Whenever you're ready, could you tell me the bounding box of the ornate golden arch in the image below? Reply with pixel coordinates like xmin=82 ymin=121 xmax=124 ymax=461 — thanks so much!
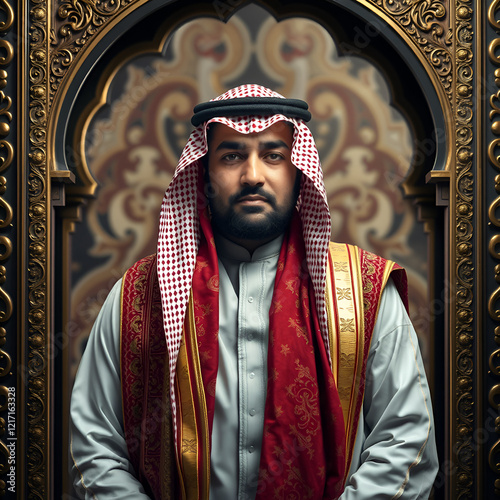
xmin=3 ymin=0 xmax=494 ymax=498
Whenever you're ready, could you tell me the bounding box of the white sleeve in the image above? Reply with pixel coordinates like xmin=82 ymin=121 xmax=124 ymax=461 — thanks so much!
xmin=69 ymin=279 xmax=152 ymax=499
xmin=340 ymin=279 xmax=439 ymax=499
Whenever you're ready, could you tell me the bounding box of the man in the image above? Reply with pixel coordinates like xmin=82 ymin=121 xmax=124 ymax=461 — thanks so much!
xmin=70 ymin=84 xmax=438 ymax=499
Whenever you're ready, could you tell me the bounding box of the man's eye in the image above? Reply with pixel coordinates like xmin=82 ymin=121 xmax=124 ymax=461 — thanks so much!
xmin=267 ymin=153 xmax=284 ymax=161
xmin=222 ymin=153 xmax=241 ymax=161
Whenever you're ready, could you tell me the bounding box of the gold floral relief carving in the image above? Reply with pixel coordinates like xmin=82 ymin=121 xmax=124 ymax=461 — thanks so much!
xmin=46 ymin=0 xmax=455 ymax=108
xmin=452 ymin=0 xmax=474 ymax=496
xmin=28 ymin=0 xmax=49 ymax=497
xmin=50 ymin=0 xmax=135 ymax=101
xmin=366 ymin=0 xmax=452 ymax=98
xmin=489 ymin=0 xmax=500 ymax=495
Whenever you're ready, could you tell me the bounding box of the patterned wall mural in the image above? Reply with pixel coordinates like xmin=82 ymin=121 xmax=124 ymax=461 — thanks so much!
xmin=69 ymin=5 xmax=429 ymax=378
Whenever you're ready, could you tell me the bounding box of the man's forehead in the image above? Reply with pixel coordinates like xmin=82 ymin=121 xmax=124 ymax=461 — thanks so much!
xmin=207 ymin=121 xmax=294 ymax=147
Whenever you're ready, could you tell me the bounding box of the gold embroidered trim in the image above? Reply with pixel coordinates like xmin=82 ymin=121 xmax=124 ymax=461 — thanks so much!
xmin=326 ymin=242 xmax=364 ymax=438
xmin=176 ymin=294 xmax=210 ymax=500
xmin=325 ymin=253 xmax=338 ymax=383
xmin=346 ymin=244 xmax=365 ymax=451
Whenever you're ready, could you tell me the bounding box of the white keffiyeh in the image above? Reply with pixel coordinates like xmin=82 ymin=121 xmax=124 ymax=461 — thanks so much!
xmin=156 ymin=84 xmax=331 ymax=437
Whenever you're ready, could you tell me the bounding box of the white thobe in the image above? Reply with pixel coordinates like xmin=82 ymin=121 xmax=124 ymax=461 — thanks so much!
xmin=70 ymin=239 xmax=438 ymax=499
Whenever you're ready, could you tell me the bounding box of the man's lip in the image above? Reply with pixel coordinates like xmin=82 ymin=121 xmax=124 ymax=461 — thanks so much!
xmin=237 ymin=195 xmax=268 ymax=203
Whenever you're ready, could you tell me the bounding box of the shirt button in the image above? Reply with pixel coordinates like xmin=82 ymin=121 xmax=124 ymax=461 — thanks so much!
xmin=248 ymin=333 xmax=254 ymax=340
xmin=248 ymin=296 xmax=254 ymax=303
xmin=249 ymin=372 xmax=255 ymax=379
xmin=249 ymin=446 xmax=255 ymax=453
xmin=249 ymin=409 xmax=256 ymax=416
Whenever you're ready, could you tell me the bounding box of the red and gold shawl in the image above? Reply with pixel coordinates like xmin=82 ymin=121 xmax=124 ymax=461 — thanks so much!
xmin=120 ymin=222 xmax=406 ymax=499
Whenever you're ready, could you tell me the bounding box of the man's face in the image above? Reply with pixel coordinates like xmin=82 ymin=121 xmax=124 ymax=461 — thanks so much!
xmin=206 ymin=121 xmax=299 ymax=250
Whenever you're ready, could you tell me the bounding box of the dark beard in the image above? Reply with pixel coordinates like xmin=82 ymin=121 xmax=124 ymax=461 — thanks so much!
xmin=208 ymin=185 xmax=297 ymax=241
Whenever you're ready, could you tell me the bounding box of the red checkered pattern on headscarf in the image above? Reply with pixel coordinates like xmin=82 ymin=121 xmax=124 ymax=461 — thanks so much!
xmin=157 ymin=84 xmax=332 ymax=438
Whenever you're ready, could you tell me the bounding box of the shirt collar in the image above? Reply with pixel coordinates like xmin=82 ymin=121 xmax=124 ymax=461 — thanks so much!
xmin=214 ymin=232 xmax=284 ymax=262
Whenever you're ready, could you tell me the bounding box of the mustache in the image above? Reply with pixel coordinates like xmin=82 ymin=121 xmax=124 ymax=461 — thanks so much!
xmin=229 ymin=186 xmax=277 ymax=208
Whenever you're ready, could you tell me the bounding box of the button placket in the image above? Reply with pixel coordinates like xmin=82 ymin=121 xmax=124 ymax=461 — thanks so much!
xmin=238 ymin=259 xmax=268 ymax=498
xmin=211 ymin=236 xmax=282 ymax=500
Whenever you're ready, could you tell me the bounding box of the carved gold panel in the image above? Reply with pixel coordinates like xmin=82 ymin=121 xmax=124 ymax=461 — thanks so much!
xmin=8 ymin=0 xmax=493 ymax=498
xmin=488 ymin=1 xmax=500 ymax=498
xmin=0 ymin=0 xmax=15 ymax=497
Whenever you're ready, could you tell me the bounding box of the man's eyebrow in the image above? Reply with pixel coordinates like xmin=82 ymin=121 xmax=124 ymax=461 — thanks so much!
xmin=259 ymin=140 xmax=290 ymax=150
xmin=215 ymin=141 xmax=247 ymax=151
xmin=214 ymin=140 xmax=290 ymax=151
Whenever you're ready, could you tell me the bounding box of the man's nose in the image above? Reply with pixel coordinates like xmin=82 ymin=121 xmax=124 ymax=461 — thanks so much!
xmin=241 ymin=153 xmax=265 ymax=185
